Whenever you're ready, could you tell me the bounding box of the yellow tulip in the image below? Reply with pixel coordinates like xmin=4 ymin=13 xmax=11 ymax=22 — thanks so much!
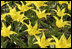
xmin=32 ymin=9 xmax=51 ymax=20
xmin=52 ymin=34 xmax=71 ymax=48
xmin=53 ymin=16 xmax=71 ymax=28
xmin=34 ymin=32 xmax=54 ymax=48
xmin=52 ymin=5 xmax=71 ymax=17
xmin=25 ymin=1 xmax=48 ymax=9
xmin=7 ymin=4 xmax=28 ymax=23
xmin=15 ymin=1 xmax=32 ymax=12
xmin=58 ymin=1 xmax=68 ymax=5
xmin=1 ymin=14 xmax=7 ymax=21
xmin=68 ymin=1 xmax=71 ymax=10
xmin=24 ymin=21 xmax=44 ymax=36
xmin=1 ymin=1 xmax=5 ymax=6
xmin=1 ymin=1 xmax=9 ymax=7
xmin=66 ymin=35 xmax=71 ymax=48
xmin=25 ymin=1 xmax=35 ymax=5
xmin=1 ymin=22 xmax=17 ymax=38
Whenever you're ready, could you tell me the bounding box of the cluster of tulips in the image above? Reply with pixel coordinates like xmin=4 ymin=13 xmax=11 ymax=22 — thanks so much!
xmin=1 ymin=1 xmax=71 ymax=48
